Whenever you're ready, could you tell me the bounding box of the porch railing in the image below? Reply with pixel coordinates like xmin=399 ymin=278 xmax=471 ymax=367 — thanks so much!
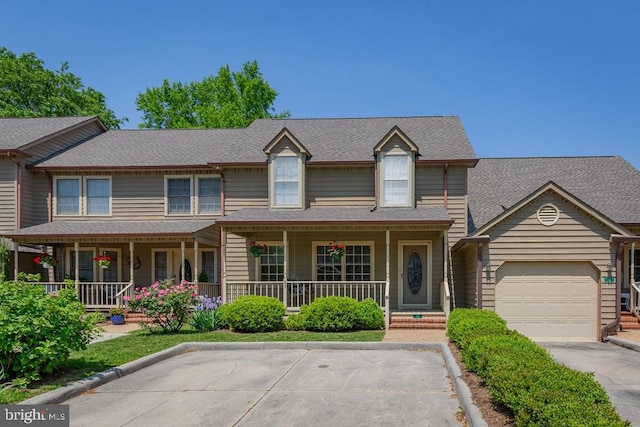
xmin=630 ymin=281 xmax=640 ymax=320
xmin=440 ymin=281 xmax=451 ymax=319
xmin=225 ymin=281 xmax=387 ymax=311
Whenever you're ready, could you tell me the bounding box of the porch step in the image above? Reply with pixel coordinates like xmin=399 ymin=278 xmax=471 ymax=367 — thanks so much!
xmin=621 ymin=311 xmax=640 ymax=330
xmin=124 ymin=312 xmax=153 ymax=324
xmin=390 ymin=312 xmax=447 ymax=330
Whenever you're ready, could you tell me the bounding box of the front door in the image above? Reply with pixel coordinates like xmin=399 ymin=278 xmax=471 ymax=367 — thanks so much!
xmin=399 ymin=242 xmax=430 ymax=308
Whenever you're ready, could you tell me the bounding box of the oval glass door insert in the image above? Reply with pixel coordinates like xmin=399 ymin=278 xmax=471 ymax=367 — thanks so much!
xmin=407 ymin=251 xmax=423 ymax=295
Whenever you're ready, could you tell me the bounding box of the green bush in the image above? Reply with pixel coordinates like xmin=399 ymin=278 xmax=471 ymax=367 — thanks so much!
xmin=358 ymin=298 xmax=384 ymax=330
xmin=304 ymin=296 xmax=361 ymax=332
xmin=225 ymin=296 xmax=285 ymax=332
xmin=284 ymin=312 xmax=307 ymax=331
xmin=446 ymin=308 xmax=507 ymax=349
xmin=86 ymin=311 xmax=107 ymax=324
xmin=0 ymin=281 xmax=98 ymax=382
xmin=215 ymin=304 xmax=230 ymax=329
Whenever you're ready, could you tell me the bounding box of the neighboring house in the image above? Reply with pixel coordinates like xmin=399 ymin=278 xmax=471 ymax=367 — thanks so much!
xmin=1 ymin=116 xmax=639 ymax=341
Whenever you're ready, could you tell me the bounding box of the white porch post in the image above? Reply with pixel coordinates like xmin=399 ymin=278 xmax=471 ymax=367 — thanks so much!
xmin=194 ymin=240 xmax=199 ymax=286
xmin=631 ymin=242 xmax=636 ymax=286
xmin=180 ymin=241 xmax=186 ymax=282
xmin=385 ymin=229 xmax=390 ymax=330
xmin=283 ymin=230 xmax=288 ymax=309
xmin=443 ymin=230 xmax=451 ymax=317
xmin=129 ymin=241 xmax=135 ymax=287
xmin=74 ymin=241 xmax=80 ymax=294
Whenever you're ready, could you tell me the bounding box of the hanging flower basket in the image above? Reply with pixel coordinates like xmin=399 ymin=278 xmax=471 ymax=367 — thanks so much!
xmin=248 ymin=241 xmax=268 ymax=258
xmin=33 ymin=254 xmax=58 ymax=268
xmin=327 ymin=241 xmax=345 ymax=261
xmin=93 ymin=255 xmax=114 ymax=269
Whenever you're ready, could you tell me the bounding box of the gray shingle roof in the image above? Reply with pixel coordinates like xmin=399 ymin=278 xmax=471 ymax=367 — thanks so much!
xmin=217 ymin=206 xmax=452 ymax=224
xmin=34 ymin=116 xmax=476 ymax=168
xmin=468 ymin=156 xmax=640 ymax=230
xmin=0 ymin=117 xmax=97 ymax=150
xmin=5 ymin=220 xmax=216 ymax=238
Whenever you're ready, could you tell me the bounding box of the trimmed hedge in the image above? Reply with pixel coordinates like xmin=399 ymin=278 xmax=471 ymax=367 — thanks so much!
xmin=224 ymin=296 xmax=285 ymax=332
xmin=304 ymin=296 xmax=361 ymax=332
xmin=447 ymin=308 xmax=629 ymax=427
xmin=358 ymin=298 xmax=385 ymax=330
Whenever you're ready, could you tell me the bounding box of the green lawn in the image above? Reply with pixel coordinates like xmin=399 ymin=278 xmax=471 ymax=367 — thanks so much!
xmin=0 ymin=328 xmax=385 ymax=404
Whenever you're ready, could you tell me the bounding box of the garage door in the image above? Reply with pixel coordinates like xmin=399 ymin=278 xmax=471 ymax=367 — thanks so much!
xmin=495 ymin=262 xmax=598 ymax=341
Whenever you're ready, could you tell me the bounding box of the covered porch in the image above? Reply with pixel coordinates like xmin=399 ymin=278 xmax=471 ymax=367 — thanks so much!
xmin=5 ymin=220 xmax=221 ymax=309
xmin=217 ymin=206 xmax=454 ymax=328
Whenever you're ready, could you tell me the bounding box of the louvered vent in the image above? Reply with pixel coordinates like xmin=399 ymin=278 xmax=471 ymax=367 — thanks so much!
xmin=537 ymin=204 xmax=560 ymax=226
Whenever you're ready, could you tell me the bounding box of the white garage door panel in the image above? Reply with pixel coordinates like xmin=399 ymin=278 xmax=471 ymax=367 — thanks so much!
xmin=495 ymin=262 xmax=598 ymax=341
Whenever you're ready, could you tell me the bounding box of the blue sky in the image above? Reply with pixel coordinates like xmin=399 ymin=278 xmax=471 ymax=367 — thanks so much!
xmin=3 ymin=1 xmax=639 ymax=168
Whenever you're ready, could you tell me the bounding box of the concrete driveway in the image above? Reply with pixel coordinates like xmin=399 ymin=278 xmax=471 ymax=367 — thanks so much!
xmin=540 ymin=341 xmax=640 ymax=427
xmin=35 ymin=343 xmax=479 ymax=427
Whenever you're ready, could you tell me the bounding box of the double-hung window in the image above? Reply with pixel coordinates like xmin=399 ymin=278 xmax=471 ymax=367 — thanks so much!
xmin=85 ymin=178 xmax=111 ymax=215
xmin=273 ymin=156 xmax=300 ymax=207
xmin=56 ymin=178 xmax=80 ymax=215
xmin=197 ymin=177 xmax=221 ymax=214
xmin=167 ymin=177 xmax=192 ymax=214
xmin=314 ymin=242 xmax=373 ymax=282
xmin=383 ymin=154 xmax=410 ymax=206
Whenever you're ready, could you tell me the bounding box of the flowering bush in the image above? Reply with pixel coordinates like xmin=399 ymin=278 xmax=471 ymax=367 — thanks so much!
xmin=327 ymin=241 xmax=345 ymax=260
xmin=190 ymin=295 xmax=223 ymax=331
xmin=248 ymin=241 xmax=268 ymax=257
xmin=93 ymin=255 xmax=113 ymax=268
xmin=33 ymin=254 xmax=58 ymax=267
xmin=124 ymin=279 xmax=198 ymax=333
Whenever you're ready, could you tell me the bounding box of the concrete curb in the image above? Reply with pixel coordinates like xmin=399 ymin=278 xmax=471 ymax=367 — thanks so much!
xmin=20 ymin=341 xmax=486 ymax=426
xmin=608 ymin=336 xmax=640 ymax=353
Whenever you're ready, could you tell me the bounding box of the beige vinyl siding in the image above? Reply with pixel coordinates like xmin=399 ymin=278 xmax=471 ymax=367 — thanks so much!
xmin=224 ymin=168 xmax=268 ymax=214
xmin=0 ymin=157 xmax=16 ymax=232
xmin=20 ymin=171 xmax=49 ymax=228
xmin=307 ymin=166 xmax=375 ymax=207
xmin=24 ymin=122 xmax=104 ymax=163
xmin=416 ymin=165 xmax=468 ymax=245
xmin=481 ymin=191 xmax=614 ymax=328
xmin=451 ymin=244 xmax=477 ymax=308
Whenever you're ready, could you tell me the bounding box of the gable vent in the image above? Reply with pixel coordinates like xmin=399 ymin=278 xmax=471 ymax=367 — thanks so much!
xmin=537 ymin=204 xmax=560 ymax=226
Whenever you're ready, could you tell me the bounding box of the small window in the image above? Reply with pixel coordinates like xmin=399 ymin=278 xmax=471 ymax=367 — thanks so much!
xmin=154 ymin=251 xmax=168 ymax=281
xmin=201 ymin=251 xmax=216 ymax=282
xmin=537 ymin=204 xmax=560 ymax=226
xmin=273 ymin=157 xmax=300 ymax=207
xmin=382 ymin=154 xmax=410 ymax=206
xmin=167 ymin=177 xmax=192 ymax=214
xmin=86 ymin=178 xmax=110 ymax=215
xmin=259 ymin=245 xmax=284 ymax=281
xmin=56 ymin=178 xmax=80 ymax=215
xmin=197 ymin=177 xmax=221 ymax=214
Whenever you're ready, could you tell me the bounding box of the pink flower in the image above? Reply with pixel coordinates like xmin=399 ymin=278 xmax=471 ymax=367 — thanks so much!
xmin=123 ymin=296 xmax=130 ymax=301
xmin=135 ymin=294 xmax=142 ymax=300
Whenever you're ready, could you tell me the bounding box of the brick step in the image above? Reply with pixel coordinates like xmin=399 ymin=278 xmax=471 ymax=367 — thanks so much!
xmin=620 ymin=311 xmax=640 ymax=330
xmin=124 ymin=312 xmax=153 ymax=323
xmin=390 ymin=314 xmax=447 ymax=330
xmin=621 ymin=322 xmax=640 ymax=330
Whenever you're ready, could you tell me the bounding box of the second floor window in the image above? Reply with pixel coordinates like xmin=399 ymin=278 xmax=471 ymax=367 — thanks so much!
xmin=56 ymin=178 xmax=80 ymax=215
xmin=273 ymin=157 xmax=300 ymax=207
xmin=167 ymin=178 xmax=192 ymax=214
xmin=86 ymin=178 xmax=110 ymax=215
xmin=197 ymin=177 xmax=221 ymax=214
xmin=383 ymin=154 xmax=410 ymax=206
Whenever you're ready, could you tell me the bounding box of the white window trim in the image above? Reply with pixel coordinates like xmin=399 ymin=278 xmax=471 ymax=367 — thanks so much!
xmin=379 ymin=152 xmax=414 ymax=208
xmin=195 ymin=175 xmax=222 ymax=215
xmin=164 ymin=175 xmax=194 ymax=216
xmin=83 ymin=176 xmax=112 ymax=217
xmin=199 ymin=248 xmax=218 ymax=283
xmin=312 ymin=241 xmax=375 ymax=281
xmin=269 ymin=153 xmax=305 ymax=209
xmin=96 ymin=247 xmax=122 ymax=281
xmin=253 ymin=241 xmax=284 ymax=281
xmin=54 ymin=176 xmax=81 ymax=216
xmin=65 ymin=247 xmax=97 ymax=279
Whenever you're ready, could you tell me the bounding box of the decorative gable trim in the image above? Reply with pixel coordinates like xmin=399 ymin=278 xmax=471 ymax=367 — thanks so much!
xmin=373 ymin=126 xmax=419 ymax=155
xmin=469 ymin=181 xmax=630 ymax=237
xmin=263 ymin=127 xmax=311 ymax=158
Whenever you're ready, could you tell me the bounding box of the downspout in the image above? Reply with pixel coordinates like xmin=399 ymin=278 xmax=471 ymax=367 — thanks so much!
xmin=476 ymin=242 xmax=484 ymax=309
xmin=443 ymin=163 xmax=449 ymax=210
xmin=8 ymin=154 xmax=22 ymax=229
xmin=47 ymin=173 xmax=53 ymax=222
xmin=601 ymin=242 xmax=625 ymax=341
xmin=217 ymin=166 xmax=225 ymax=292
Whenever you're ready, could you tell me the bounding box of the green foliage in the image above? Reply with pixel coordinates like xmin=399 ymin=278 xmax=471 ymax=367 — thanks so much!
xmin=0 ymin=47 xmax=125 ymax=128
xmin=0 ymin=240 xmax=9 ymax=282
xmin=125 ymin=279 xmax=199 ymax=333
xmin=446 ymin=308 xmax=507 ymax=350
xmin=358 ymin=298 xmax=385 ymax=330
xmin=86 ymin=311 xmax=107 ymax=324
xmin=135 ymin=60 xmax=290 ymax=129
xmin=304 ymin=296 xmax=361 ymax=332
xmin=284 ymin=312 xmax=307 ymax=331
xmin=448 ymin=308 xmax=629 ymax=427
xmin=189 ymin=295 xmax=224 ymax=332
xmin=0 ymin=281 xmax=98 ymax=382
xmin=224 ymin=296 xmax=285 ymax=333
xmin=197 ymin=270 xmax=209 ymax=282
xmin=215 ymin=304 xmax=230 ymax=329
xmin=15 ymin=272 xmax=40 ymax=283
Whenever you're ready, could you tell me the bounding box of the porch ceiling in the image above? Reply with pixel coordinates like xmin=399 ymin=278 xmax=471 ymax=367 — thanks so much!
xmin=5 ymin=220 xmax=217 ymax=244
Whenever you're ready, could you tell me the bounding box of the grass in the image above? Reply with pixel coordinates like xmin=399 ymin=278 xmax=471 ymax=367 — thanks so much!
xmin=0 ymin=327 xmax=384 ymax=404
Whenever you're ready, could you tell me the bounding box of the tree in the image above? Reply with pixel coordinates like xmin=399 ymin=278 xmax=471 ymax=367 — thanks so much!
xmin=0 ymin=47 xmax=125 ymax=128
xmin=136 ymin=60 xmax=289 ymax=129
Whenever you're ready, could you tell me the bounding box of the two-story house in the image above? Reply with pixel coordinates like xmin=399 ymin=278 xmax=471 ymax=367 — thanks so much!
xmin=2 ymin=115 xmax=640 ymax=342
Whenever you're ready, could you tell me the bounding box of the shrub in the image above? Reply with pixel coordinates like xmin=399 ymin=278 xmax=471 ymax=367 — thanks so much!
xmin=304 ymin=296 xmax=361 ymax=332
xmin=446 ymin=308 xmax=507 ymax=349
xmin=225 ymin=296 xmax=285 ymax=332
xmin=215 ymin=303 xmax=230 ymax=329
xmin=358 ymin=298 xmax=384 ymax=330
xmin=189 ymin=295 xmax=223 ymax=332
xmin=0 ymin=281 xmax=98 ymax=382
xmin=125 ymin=279 xmax=199 ymax=333
xmin=284 ymin=312 xmax=307 ymax=331
xmin=86 ymin=310 xmax=107 ymax=324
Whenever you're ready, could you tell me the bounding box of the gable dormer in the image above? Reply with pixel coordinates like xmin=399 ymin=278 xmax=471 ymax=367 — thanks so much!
xmin=263 ymin=128 xmax=310 ymax=209
xmin=374 ymin=126 xmax=418 ymax=208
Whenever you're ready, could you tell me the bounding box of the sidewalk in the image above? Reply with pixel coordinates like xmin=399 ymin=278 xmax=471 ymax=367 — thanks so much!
xmin=91 ymin=322 xmax=141 ymax=343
